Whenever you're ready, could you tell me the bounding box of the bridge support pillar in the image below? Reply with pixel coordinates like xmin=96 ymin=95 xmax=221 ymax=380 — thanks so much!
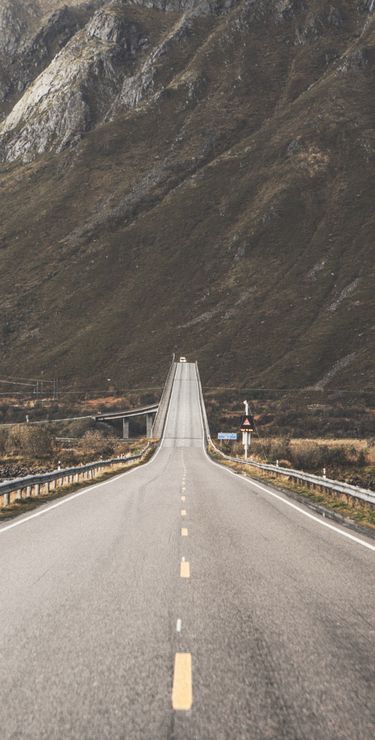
xmin=146 ymin=414 xmax=154 ymax=439
xmin=122 ymin=419 xmax=130 ymax=439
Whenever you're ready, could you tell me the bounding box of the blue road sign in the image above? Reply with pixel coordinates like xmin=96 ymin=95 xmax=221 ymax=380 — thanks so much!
xmin=218 ymin=433 xmax=238 ymax=440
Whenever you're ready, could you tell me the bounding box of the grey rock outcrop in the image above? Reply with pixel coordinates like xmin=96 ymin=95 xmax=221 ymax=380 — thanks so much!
xmin=0 ymin=0 xmax=39 ymax=57
xmin=0 ymin=2 xmax=148 ymax=161
xmin=0 ymin=0 xmax=219 ymax=162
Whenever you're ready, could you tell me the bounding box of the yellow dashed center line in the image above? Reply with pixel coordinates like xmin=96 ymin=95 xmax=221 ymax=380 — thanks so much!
xmin=175 ymin=470 xmax=192 ymax=712
xmin=180 ymin=560 xmax=190 ymax=578
xmin=172 ymin=653 xmax=192 ymax=711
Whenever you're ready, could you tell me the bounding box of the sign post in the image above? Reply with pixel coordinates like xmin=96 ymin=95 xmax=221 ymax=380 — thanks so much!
xmin=240 ymin=401 xmax=254 ymax=461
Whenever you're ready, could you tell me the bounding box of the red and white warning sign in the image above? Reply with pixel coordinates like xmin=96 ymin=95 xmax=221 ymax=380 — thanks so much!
xmin=240 ymin=415 xmax=254 ymax=432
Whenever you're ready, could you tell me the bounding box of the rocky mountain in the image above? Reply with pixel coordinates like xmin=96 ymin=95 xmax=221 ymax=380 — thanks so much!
xmin=0 ymin=0 xmax=374 ymax=389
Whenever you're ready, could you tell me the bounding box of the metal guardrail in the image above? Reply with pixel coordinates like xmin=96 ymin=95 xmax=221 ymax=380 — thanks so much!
xmin=0 ymin=446 xmax=151 ymax=509
xmin=209 ymin=445 xmax=375 ymax=506
xmin=195 ymin=364 xmax=375 ymax=507
xmin=0 ymin=355 xmax=176 ymax=510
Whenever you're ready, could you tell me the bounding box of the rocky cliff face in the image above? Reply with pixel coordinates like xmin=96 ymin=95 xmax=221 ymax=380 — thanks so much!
xmin=0 ymin=0 xmax=374 ymax=387
xmin=0 ymin=0 xmax=232 ymax=160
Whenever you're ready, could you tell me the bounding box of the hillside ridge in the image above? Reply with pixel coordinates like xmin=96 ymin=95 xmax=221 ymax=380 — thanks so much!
xmin=0 ymin=0 xmax=374 ymax=388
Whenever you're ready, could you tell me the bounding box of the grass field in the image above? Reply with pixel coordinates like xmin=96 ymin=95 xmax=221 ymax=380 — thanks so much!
xmin=215 ymin=436 xmax=375 ymax=492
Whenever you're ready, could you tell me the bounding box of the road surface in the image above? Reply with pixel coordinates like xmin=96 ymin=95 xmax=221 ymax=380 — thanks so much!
xmin=0 ymin=363 xmax=374 ymax=738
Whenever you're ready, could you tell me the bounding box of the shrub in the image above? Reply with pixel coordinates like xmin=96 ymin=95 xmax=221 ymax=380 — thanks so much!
xmin=6 ymin=425 xmax=54 ymax=457
xmin=79 ymin=431 xmax=114 ymax=457
xmin=0 ymin=429 xmax=7 ymax=454
xmin=57 ymin=450 xmax=80 ymax=467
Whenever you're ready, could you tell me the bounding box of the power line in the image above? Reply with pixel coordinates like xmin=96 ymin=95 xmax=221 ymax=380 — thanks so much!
xmin=203 ymin=386 xmax=375 ymax=394
xmin=0 ymin=379 xmax=36 ymax=387
xmin=0 ymin=376 xmax=56 ymax=384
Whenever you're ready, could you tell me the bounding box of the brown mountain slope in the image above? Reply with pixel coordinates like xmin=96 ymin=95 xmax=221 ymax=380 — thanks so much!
xmin=0 ymin=0 xmax=374 ymax=388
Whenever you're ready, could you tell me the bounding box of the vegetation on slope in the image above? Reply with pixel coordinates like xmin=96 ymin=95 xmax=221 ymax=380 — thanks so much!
xmin=0 ymin=0 xmax=374 ymax=389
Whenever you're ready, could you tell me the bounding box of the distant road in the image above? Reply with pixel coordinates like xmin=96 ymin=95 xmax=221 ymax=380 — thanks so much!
xmin=0 ymin=414 xmax=93 ymax=427
xmin=0 ymin=363 xmax=374 ymax=738
xmin=0 ymin=403 xmax=159 ymax=427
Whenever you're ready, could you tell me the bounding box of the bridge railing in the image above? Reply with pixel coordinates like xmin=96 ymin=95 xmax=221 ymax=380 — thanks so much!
xmin=195 ymin=364 xmax=375 ymax=508
xmin=152 ymin=355 xmax=176 ymax=438
xmin=0 ymin=446 xmax=151 ymax=510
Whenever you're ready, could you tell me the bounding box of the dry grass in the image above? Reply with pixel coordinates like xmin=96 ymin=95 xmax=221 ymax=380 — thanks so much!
xmin=217 ymin=436 xmax=374 ymax=485
xmin=210 ymin=451 xmax=375 ymax=532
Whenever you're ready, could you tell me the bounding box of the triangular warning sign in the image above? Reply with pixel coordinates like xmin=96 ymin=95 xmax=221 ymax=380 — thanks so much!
xmin=240 ymin=414 xmax=254 ymax=432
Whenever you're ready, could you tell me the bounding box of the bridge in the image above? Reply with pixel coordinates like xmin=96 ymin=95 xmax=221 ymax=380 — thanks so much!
xmin=95 ymin=403 xmax=159 ymax=438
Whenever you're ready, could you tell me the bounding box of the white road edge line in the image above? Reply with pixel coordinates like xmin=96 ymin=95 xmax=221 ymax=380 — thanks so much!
xmin=201 ymin=427 xmax=375 ymax=554
xmin=0 ymin=369 xmax=177 ymax=537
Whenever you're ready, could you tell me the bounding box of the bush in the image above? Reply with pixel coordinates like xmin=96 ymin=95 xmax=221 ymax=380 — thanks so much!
xmin=0 ymin=429 xmax=7 ymax=454
xmin=6 ymin=425 xmax=54 ymax=458
xmin=57 ymin=450 xmax=80 ymax=467
xmin=79 ymin=431 xmax=115 ymax=457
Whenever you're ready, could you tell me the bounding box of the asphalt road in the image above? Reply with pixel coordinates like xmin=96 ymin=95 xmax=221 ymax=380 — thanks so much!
xmin=0 ymin=363 xmax=374 ymax=739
